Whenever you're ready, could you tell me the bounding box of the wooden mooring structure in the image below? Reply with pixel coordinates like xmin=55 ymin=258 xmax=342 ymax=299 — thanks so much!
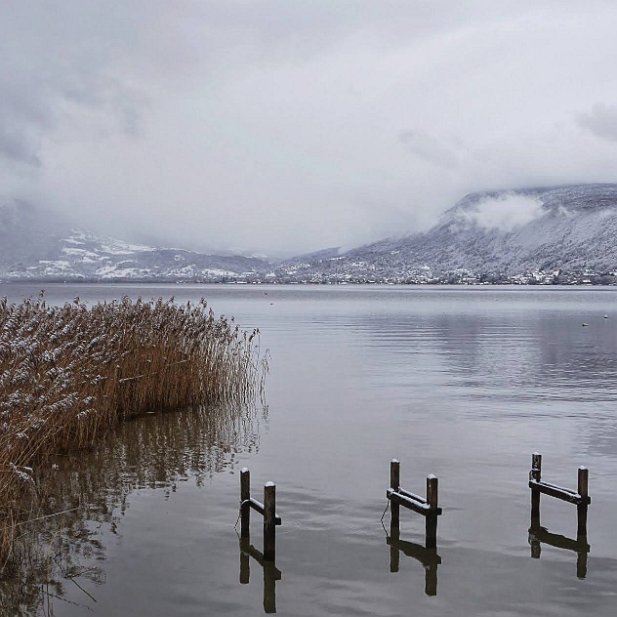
xmin=386 ymin=459 xmax=442 ymax=548
xmin=528 ymin=452 xmax=591 ymax=537
xmin=240 ymin=468 xmax=281 ymax=561
xmin=385 ymin=459 xmax=443 ymax=595
xmin=528 ymin=452 xmax=591 ymax=578
xmin=231 ymin=454 xmax=595 ymax=608
xmin=238 ymin=468 xmax=283 ymax=613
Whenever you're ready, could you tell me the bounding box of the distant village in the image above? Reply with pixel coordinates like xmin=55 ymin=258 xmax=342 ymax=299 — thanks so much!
xmin=4 ymin=259 xmax=617 ymax=286
xmin=183 ymin=267 xmax=617 ymax=286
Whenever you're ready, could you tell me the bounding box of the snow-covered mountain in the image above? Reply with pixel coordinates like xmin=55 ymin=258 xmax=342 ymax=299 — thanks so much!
xmin=4 ymin=184 xmax=617 ymax=283
xmin=0 ymin=206 xmax=267 ymax=281
xmin=279 ymin=184 xmax=617 ymax=282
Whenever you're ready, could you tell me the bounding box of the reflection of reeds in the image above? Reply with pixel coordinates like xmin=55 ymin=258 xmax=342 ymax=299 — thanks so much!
xmin=1 ymin=400 xmax=259 ymax=615
xmin=0 ymin=295 xmax=263 ymax=565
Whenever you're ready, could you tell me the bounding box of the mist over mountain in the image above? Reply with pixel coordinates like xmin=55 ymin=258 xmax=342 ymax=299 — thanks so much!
xmin=0 ymin=202 xmax=68 ymax=266
xmin=278 ymin=184 xmax=617 ymax=283
xmin=0 ymin=203 xmax=267 ymax=282
xmin=3 ymin=184 xmax=617 ymax=283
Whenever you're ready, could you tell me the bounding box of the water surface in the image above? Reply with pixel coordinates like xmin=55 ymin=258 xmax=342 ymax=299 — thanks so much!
xmin=2 ymin=283 xmax=617 ymax=616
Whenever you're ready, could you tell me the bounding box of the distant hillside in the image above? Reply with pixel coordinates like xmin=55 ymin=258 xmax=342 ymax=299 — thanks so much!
xmin=0 ymin=204 xmax=268 ymax=281
xmin=277 ymin=184 xmax=617 ymax=282
xmin=4 ymin=184 xmax=617 ymax=283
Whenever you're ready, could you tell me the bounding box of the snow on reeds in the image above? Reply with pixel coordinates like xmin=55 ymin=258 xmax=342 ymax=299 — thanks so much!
xmin=0 ymin=294 xmax=262 ymax=562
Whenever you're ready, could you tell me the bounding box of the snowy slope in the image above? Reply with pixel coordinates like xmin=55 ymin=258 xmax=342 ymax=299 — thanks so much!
xmin=280 ymin=184 xmax=617 ymax=279
xmin=4 ymin=184 xmax=617 ymax=282
xmin=0 ymin=208 xmax=267 ymax=281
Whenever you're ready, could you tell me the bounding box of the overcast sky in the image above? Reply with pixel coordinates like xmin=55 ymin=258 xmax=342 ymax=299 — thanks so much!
xmin=2 ymin=1 xmax=617 ymax=256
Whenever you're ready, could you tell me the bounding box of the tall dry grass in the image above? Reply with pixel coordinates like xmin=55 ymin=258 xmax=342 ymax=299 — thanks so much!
xmin=0 ymin=294 xmax=262 ymax=566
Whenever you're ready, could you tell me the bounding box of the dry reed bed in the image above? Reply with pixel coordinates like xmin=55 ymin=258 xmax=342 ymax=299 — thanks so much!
xmin=0 ymin=295 xmax=261 ymax=563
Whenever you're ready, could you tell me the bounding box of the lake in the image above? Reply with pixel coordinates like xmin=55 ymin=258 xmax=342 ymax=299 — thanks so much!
xmin=2 ymin=283 xmax=617 ymax=616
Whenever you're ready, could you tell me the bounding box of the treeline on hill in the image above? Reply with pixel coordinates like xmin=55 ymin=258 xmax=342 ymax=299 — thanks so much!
xmin=0 ymin=295 xmax=263 ymax=567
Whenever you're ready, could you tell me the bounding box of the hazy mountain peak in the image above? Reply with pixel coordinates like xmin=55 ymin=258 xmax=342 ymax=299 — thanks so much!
xmin=0 ymin=211 xmax=268 ymax=282
xmin=276 ymin=184 xmax=617 ymax=281
xmin=4 ymin=184 xmax=617 ymax=282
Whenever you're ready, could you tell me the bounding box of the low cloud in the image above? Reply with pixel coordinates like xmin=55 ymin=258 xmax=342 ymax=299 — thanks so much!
xmin=578 ymin=104 xmax=617 ymax=143
xmin=460 ymin=194 xmax=544 ymax=233
xmin=398 ymin=130 xmax=462 ymax=168
xmin=0 ymin=2 xmax=145 ymax=170
xmin=0 ymin=127 xmax=41 ymax=167
xmin=2 ymin=2 xmax=617 ymax=255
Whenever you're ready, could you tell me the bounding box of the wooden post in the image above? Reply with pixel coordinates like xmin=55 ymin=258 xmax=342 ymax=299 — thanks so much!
xmin=577 ymin=466 xmax=589 ymax=538
xmin=264 ymin=482 xmax=276 ymax=562
xmin=425 ymin=475 xmax=438 ymax=549
xmin=240 ymin=468 xmax=250 ymax=539
xmin=390 ymin=460 xmax=400 ymax=538
xmin=530 ymin=452 xmax=542 ymax=525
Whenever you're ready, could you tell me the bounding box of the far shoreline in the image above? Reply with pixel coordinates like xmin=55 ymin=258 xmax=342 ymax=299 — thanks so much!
xmin=2 ymin=279 xmax=617 ymax=288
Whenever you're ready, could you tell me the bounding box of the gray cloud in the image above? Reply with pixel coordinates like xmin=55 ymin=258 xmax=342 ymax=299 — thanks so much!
xmin=578 ymin=104 xmax=617 ymax=143
xmin=3 ymin=1 xmax=617 ymax=255
xmin=0 ymin=2 xmax=145 ymax=167
xmin=399 ymin=130 xmax=462 ymax=168
xmin=0 ymin=126 xmax=41 ymax=167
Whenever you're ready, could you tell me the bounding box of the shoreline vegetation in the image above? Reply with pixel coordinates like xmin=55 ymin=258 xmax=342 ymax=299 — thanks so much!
xmin=0 ymin=294 xmax=264 ymax=571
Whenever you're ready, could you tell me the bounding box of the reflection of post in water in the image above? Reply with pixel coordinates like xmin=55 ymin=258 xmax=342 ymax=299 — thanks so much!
xmin=386 ymin=459 xmax=443 ymax=596
xmin=240 ymin=537 xmax=250 ymax=584
xmin=387 ymin=535 xmax=441 ymax=596
xmin=239 ymin=536 xmax=282 ymax=613
xmin=528 ymin=523 xmax=590 ymax=579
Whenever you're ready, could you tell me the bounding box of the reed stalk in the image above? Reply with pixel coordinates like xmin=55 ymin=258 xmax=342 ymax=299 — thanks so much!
xmin=0 ymin=295 xmax=263 ymax=565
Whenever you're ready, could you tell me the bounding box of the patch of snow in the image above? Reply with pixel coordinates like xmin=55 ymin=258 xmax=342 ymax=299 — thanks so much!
xmin=98 ymin=267 xmax=145 ymax=279
xmin=98 ymin=238 xmax=156 ymax=255
xmin=37 ymin=260 xmax=71 ymax=270
xmin=203 ymin=268 xmax=237 ymax=276
xmin=61 ymin=247 xmax=102 ymax=260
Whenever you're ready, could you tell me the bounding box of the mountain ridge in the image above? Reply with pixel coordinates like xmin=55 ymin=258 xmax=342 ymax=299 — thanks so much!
xmin=0 ymin=212 xmax=269 ymax=282
xmin=3 ymin=183 xmax=617 ymax=283
xmin=277 ymin=183 xmax=617 ymax=283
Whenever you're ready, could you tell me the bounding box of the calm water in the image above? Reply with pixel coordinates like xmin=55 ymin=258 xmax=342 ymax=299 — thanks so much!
xmin=2 ymin=283 xmax=617 ymax=616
